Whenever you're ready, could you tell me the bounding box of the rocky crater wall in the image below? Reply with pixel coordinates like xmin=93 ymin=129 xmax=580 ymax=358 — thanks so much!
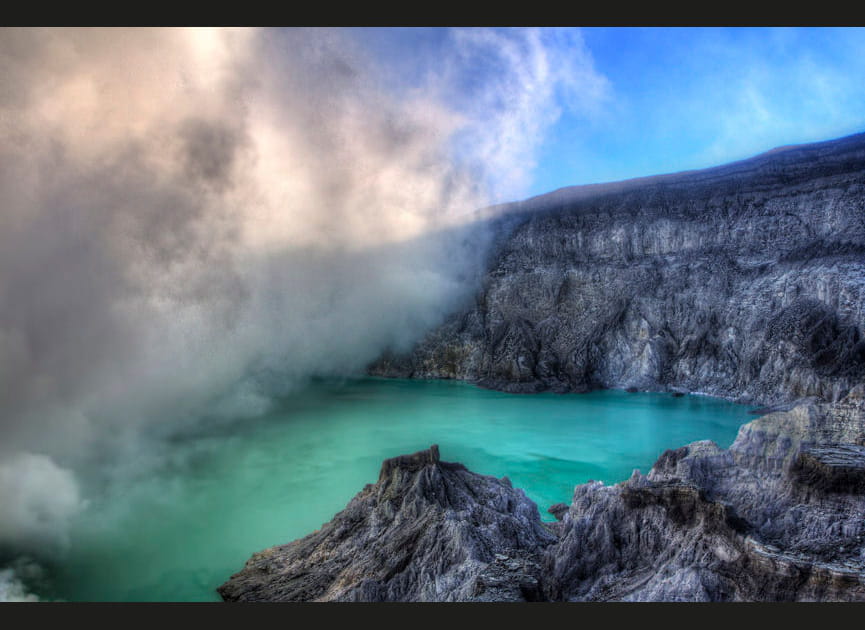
xmin=371 ymin=133 xmax=865 ymax=406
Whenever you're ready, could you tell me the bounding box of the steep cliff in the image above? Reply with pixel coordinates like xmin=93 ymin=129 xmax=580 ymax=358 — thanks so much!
xmin=220 ymin=389 xmax=865 ymax=601
xmin=370 ymin=132 xmax=865 ymax=405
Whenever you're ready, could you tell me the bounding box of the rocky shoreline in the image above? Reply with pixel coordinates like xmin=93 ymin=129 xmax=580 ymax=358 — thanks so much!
xmin=219 ymin=388 xmax=865 ymax=601
xmin=219 ymin=133 xmax=865 ymax=602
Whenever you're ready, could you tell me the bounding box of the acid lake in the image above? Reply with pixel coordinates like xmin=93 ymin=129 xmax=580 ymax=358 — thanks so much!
xmin=45 ymin=378 xmax=753 ymax=601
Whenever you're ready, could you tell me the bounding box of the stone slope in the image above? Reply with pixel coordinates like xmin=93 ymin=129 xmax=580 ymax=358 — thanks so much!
xmin=217 ymin=445 xmax=555 ymax=602
xmin=546 ymin=386 xmax=865 ymax=601
xmin=370 ymin=132 xmax=865 ymax=405
xmin=220 ymin=389 xmax=865 ymax=602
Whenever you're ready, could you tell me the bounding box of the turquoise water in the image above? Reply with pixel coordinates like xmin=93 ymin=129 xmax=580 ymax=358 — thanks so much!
xmin=45 ymin=378 xmax=751 ymax=601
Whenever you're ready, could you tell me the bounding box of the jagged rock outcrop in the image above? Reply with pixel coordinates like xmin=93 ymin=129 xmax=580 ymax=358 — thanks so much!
xmin=218 ymin=445 xmax=556 ymax=602
xmin=546 ymin=386 xmax=865 ymax=601
xmin=220 ymin=390 xmax=865 ymax=602
xmin=370 ymin=132 xmax=865 ymax=405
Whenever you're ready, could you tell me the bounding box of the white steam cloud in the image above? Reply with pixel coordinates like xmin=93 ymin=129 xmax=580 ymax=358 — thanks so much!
xmin=0 ymin=568 xmax=40 ymax=602
xmin=0 ymin=557 xmax=50 ymax=602
xmin=0 ymin=454 xmax=83 ymax=551
xmin=0 ymin=27 xmax=607 ymax=568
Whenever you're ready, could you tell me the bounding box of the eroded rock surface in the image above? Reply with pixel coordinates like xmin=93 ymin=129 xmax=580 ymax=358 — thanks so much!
xmin=546 ymin=388 xmax=865 ymax=601
xmin=370 ymin=133 xmax=865 ymax=405
xmin=217 ymin=445 xmax=555 ymax=602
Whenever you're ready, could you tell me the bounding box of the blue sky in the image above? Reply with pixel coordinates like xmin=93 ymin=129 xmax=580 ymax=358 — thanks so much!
xmin=350 ymin=27 xmax=865 ymax=202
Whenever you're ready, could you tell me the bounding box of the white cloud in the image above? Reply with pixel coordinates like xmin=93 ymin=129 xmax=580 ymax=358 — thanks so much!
xmin=692 ymin=28 xmax=865 ymax=166
xmin=431 ymin=27 xmax=611 ymax=201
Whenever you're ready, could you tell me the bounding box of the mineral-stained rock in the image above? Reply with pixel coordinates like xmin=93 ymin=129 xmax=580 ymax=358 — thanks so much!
xmin=369 ymin=132 xmax=865 ymax=406
xmin=220 ymin=392 xmax=865 ymax=602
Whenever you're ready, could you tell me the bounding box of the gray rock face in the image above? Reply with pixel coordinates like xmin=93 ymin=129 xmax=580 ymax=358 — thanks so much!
xmin=370 ymin=133 xmax=865 ymax=405
xmin=547 ymin=387 xmax=865 ymax=601
xmin=220 ymin=390 xmax=865 ymax=602
xmin=218 ymin=445 xmax=556 ymax=602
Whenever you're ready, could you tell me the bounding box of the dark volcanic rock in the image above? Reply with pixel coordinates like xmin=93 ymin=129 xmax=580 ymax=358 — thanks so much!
xmin=218 ymin=445 xmax=555 ymax=602
xmin=221 ymin=392 xmax=865 ymax=602
xmin=791 ymin=445 xmax=865 ymax=494
xmin=369 ymin=132 xmax=865 ymax=406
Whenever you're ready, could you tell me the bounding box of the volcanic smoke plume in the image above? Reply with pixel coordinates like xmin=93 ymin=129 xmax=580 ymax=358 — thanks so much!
xmin=0 ymin=27 xmax=608 ymax=582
